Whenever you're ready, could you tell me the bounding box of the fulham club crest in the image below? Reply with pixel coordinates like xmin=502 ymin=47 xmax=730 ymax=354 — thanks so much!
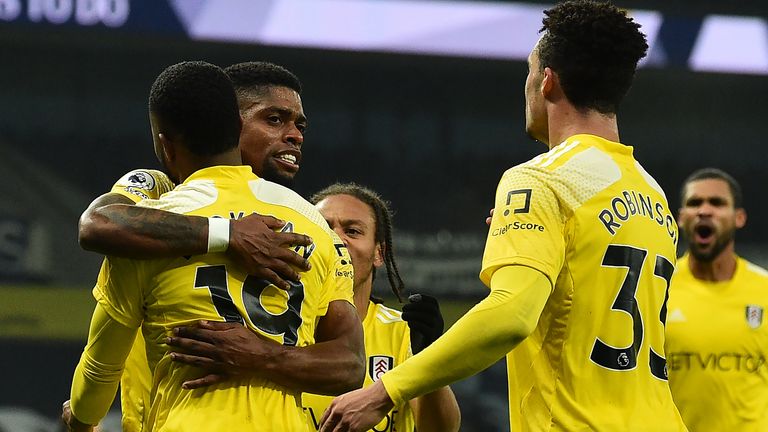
xmin=369 ymin=355 xmax=394 ymax=382
xmin=746 ymin=305 xmax=764 ymax=329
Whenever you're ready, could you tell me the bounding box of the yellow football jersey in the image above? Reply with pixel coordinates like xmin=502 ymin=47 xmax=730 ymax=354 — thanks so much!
xmin=482 ymin=134 xmax=686 ymax=431
xmin=302 ymin=301 xmax=414 ymax=432
xmin=109 ymin=168 xmax=175 ymax=203
xmin=666 ymin=254 xmax=768 ymax=431
xmin=93 ymin=166 xmax=354 ymax=432
xmin=108 ymin=168 xmax=174 ymax=432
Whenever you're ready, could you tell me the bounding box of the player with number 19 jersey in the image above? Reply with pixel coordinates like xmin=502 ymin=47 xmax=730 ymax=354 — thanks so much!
xmin=94 ymin=166 xmax=353 ymax=431
xmin=482 ymin=134 xmax=687 ymax=431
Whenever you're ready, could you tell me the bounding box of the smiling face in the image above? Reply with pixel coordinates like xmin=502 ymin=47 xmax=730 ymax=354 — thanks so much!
xmin=239 ymin=86 xmax=307 ymax=186
xmin=315 ymin=194 xmax=384 ymax=292
xmin=679 ymin=178 xmax=746 ymax=262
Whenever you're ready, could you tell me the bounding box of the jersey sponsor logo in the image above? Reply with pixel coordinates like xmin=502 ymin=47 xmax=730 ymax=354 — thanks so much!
xmin=491 ymin=220 xmax=545 ymax=236
xmin=746 ymin=305 xmax=764 ymax=329
xmin=597 ymin=189 xmax=677 ymax=244
xmin=668 ymin=351 xmax=767 ymax=373
xmin=125 ymin=170 xmax=156 ymax=191
xmin=501 ymin=188 xmax=531 ymax=216
xmin=369 ymin=355 xmax=394 ymax=381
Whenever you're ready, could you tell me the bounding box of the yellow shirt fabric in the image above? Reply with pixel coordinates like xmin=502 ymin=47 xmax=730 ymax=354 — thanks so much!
xmin=108 ymin=168 xmax=173 ymax=432
xmin=481 ymin=135 xmax=685 ymax=431
xmin=666 ymin=254 xmax=768 ymax=431
xmin=302 ymin=301 xmax=415 ymax=432
xmin=90 ymin=166 xmax=353 ymax=431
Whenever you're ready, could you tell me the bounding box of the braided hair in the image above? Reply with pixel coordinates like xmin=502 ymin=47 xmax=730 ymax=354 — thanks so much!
xmin=310 ymin=183 xmax=404 ymax=301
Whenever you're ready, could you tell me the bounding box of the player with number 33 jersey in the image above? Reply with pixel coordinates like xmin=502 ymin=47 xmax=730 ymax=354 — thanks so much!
xmin=482 ymin=134 xmax=685 ymax=430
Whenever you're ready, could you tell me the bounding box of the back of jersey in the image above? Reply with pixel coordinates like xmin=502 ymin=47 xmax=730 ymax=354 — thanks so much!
xmin=95 ymin=166 xmax=352 ymax=432
xmin=482 ymin=135 xmax=686 ymax=431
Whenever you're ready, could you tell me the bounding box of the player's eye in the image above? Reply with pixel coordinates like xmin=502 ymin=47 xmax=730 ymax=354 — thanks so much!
xmin=267 ymin=115 xmax=282 ymax=124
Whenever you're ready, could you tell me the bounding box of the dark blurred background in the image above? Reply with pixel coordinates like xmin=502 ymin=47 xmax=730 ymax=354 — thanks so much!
xmin=1 ymin=0 xmax=766 ymax=430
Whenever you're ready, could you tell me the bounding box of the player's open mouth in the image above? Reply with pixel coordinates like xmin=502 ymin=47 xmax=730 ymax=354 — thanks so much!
xmin=274 ymin=151 xmax=300 ymax=172
xmin=693 ymin=224 xmax=715 ymax=245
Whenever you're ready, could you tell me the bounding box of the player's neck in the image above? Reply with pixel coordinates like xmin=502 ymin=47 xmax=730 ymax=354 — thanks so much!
xmin=353 ymin=278 xmax=374 ymax=320
xmin=688 ymin=244 xmax=738 ymax=282
xmin=546 ymin=106 xmax=619 ymax=149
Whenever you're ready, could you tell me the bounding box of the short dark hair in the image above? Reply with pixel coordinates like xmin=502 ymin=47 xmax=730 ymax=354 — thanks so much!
xmin=310 ymin=183 xmax=404 ymax=301
xmin=224 ymin=61 xmax=302 ymax=107
xmin=681 ymin=168 xmax=743 ymax=208
xmin=149 ymin=61 xmax=241 ymax=156
xmin=538 ymin=0 xmax=648 ymax=114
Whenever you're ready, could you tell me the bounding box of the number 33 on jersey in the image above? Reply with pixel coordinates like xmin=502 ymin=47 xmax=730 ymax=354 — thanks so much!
xmin=482 ymin=135 xmax=685 ymax=431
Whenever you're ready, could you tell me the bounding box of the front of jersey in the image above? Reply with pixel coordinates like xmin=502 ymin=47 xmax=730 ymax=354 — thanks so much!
xmin=482 ymin=135 xmax=686 ymax=431
xmin=94 ymin=166 xmax=354 ymax=432
xmin=666 ymin=255 xmax=768 ymax=431
xmin=302 ymin=301 xmax=415 ymax=432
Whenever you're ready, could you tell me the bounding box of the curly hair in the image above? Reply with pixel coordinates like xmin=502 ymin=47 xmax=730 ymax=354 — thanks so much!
xmin=224 ymin=61 xmax=302 ymax=107
xmin=149 ymin=61 xmax=240 ymax=156
xmin=310 ymin=183 xmax=405 ymax=301
xmin=538 ymin=0 xmax=648 ymax=114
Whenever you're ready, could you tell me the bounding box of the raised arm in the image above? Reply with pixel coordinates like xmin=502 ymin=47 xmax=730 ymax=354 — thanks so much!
xmin=166 ymin=299 xmax=366 ymax=395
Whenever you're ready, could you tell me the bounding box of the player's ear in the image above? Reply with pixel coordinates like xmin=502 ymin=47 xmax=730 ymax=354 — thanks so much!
xmin=541 ymin=67 xmax=557 ymax=99
xmin=735 ymin=208 xmax=747 ymax=229
xmin=373 ymin=242 xmax=384 ymax=268
xmin=158 ymin=133 xmax=175 ymax=163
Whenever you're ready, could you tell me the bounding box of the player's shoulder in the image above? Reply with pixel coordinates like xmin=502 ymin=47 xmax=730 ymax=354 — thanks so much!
xmin=739 ymin=257 xmax=768 ymax=281
xmin=506 ymin=135 xmax=621 ymax=184
xmin=136 ymin=177 xmax=217 ymax=214
xmin=112 ymin=168 xmax=175 ymax=202
xmin=369 ymin=302 xmax=405 ymax=325
xmin=248 ymin=178 xmax=333 ymax=233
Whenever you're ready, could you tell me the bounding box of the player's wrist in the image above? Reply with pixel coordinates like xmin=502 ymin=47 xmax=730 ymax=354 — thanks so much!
xmin=207 ymin=217 xmax=230 ymax=253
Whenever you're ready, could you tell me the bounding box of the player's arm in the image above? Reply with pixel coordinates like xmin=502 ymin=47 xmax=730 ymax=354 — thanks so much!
xmin=320 ymin=264 xmax=551 ymax=431
xmin=410 ymin=388 xmax=460 ymax=432
xmin=401 ymin=294 xmax=460 ymax=432
xmin=79 ymin=169 xmax=312 ymax=289
xmin=65 ymin=303 xmax=137 ymax=430
xmin=166 ymin=299 xmax=366 ymax=395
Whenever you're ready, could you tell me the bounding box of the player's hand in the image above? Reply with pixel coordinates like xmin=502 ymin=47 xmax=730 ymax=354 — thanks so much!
xmin=319 ymin=380 xmax=394 ymax=432
xmin=61 ymin=400 xmax=97 ymax=432
xmin=166 ymin=320 xmax=281 ymax=389
xmin=402 ymin=294 xmax=444 ymax=354
xmin=228 ymin=213 xmax=312 ymax=290
xmin=486 ymin=208 xmax=494 ymax=225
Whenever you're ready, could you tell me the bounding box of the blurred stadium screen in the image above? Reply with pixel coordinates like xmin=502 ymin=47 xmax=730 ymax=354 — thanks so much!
xmin=0 ymin=0 xmax=765 ymax=74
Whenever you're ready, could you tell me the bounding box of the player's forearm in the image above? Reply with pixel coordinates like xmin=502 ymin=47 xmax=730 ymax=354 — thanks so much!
xmin=411 ymin=386 xmax=461 ymax=432
xmin=381 ymin=265 xmax=551 ymax=405
xmin=70 ymin=304 xmax=137 ymax=425
xmin=265 ymin=339 xmax=365 ymax=395
xmin=80 ymin=196 xmax=208 ymax=258
xmin=263 ymin=301 xmax=365 ymax=394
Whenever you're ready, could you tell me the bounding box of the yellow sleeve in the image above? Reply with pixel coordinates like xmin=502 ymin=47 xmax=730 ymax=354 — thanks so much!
xmin=109 ymin=169 xmax=175 ymax=203
xmin=92 ymin=256 xmax=150 ymax=328
xmin=381 ymin=265 xmax=551 ymax=405
xmin=325 ymin=238 xmax=354 ymax=305
xmin=480 ymin=168 xmax=566 ymax=287
xmin=70 ymin=303 xmax=139 ymax=425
